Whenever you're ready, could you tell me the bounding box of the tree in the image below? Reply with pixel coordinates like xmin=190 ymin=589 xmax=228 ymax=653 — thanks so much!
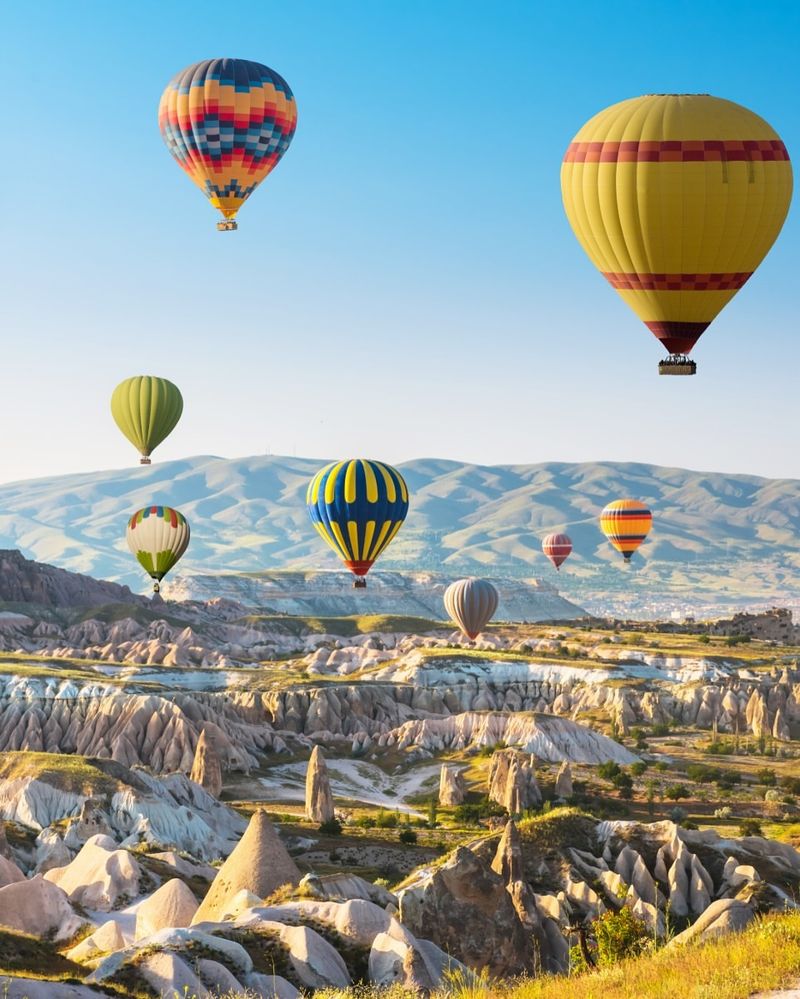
xmin=738 ymin=817 xmax=763 ymax=837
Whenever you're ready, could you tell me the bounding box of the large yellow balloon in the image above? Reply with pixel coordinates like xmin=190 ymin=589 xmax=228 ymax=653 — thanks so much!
xmin=561 ymin=95 xmax=793 ymax=374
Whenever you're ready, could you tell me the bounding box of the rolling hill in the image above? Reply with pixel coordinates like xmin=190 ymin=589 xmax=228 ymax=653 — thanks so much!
xmin=0 ymin=454 xmax=799 ymax=615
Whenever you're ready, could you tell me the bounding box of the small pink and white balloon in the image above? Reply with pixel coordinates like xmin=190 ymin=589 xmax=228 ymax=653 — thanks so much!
xmin=542 ymin=533 xmax=572 ymax=571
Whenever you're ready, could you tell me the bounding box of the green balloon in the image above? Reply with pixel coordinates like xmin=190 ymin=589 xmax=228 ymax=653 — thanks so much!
xmin=111 ymin=376 xmax=183 ymax=465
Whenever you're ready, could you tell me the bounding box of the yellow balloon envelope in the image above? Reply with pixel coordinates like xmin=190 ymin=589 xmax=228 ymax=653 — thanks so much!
xmin=600 ymin=499 xmax=652 ymax=563
xmin=561 ymin=94 xmax=793 ymax=374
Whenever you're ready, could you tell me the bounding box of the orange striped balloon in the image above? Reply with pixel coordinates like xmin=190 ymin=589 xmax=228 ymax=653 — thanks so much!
xmin=600 ymin=499 xmax=652 ymax=562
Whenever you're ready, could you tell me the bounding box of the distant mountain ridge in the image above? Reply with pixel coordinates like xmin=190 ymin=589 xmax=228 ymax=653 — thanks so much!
xmin=0 ymin=454 xmax=799 ymax=612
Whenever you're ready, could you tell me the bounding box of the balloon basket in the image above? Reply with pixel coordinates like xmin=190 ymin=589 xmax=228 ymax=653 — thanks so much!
xmin=216 ymin=220 xmax=238 ymax=232
xmin=659 ymin=355 xmax=696 ymax=376
xmin=353 ymin=579 xmax=367 ymax=589
xmin=140 ymin=457 xmax=151 ymax=465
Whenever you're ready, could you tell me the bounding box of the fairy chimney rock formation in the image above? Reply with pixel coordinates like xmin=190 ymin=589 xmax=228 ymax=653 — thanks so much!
xmin=488 ymin=748 xmax=541 ymax=814
xmin=438 ymin=764 xmax=466 ymax=806
xmin=191 ymin=809 xmax=300 ymax=924
xmin=305 ymin=746 xmax=335 ymax=823
xmin=555 ymin=762 xmax=573 ymax=799
xmin=190 ymin=729 xmax=223 ymax=798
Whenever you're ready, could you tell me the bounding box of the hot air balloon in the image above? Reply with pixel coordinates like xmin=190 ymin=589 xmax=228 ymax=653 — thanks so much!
xmin=542 ymin=533 xmax=572 ymax=571
xmin=306 ymin=459 xmax=409 ymax=588
xmin=600 ymin=500 xmax=652 ymax=563
xmin=444 ymin=578 xmax=499 ymax=641
xmin=111 ymin=376 xmax=183 ymax=465
xmin=158 ymin=58 xmax=298 ymax=231
xmin=126 ymin=505 xmax=190 ymax=593
xmin=561 ymin=94 xmax=792 ymax=375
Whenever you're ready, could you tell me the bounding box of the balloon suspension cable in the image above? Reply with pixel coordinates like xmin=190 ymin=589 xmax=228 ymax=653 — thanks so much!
xmin=658 ymin=355 xmax=697 ymax=376
xmin=216 ymin=220 xmax=238 ymax=232
xmin=353 ymin=578 xmax=367 ymax=589
xmin=140 ymin=457 xmax=152 ymax=465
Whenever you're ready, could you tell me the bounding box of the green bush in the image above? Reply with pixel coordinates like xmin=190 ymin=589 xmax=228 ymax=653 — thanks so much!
xmin=598 ymin=761 xmax=622 ymax=780
xmin=453 ymin=797 xmax=505 ymax=825
xmin=319 ymin=818 xmax=342 ymax=836
xmin=354 ymin=814 xmax=376 ymax=828
xmin=399 ymin=828 xmax=418 ymax=845
xmin=570 ymin=906 xmax=650 ymax=972
xmin=629 ymin=762 xmax=648 ymax=777
xmin=738 ymin=817 xmax=763 ymax=837
xmin=664 ymin=784 xmax=689 ymax=801
xmin=375 ymin=810 xmax=399 ymax=829
xmin=756 ymin=767 xmax=777 ymax=786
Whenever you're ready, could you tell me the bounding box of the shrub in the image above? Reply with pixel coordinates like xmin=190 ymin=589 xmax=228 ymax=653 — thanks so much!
xmin=453 ymin=798 xmax=505 ymax=825
xmin=598 ymin=761 xmax=622 ymax=780
xmin=319 ymin=818 xmax=342 ymax=836
xmin=629 ymin=761 xmax=648 ymax=777
xmin=714 ymin=806 xmax=733 ymax=819
xmin=354 ymin=814 xmax=376 ymax=828
xmin=375 ymin=810 xmax=399 ymax=829
xmin=650 ymin=723 xmax=671 ymax=737
xmin=399 ymin=828 xmax=418 ymax=845
xmin=698 ymin=634 xmax=711 ymax=644
xmin=664 ymin=784 xmax=689 ymax=801
xmin=669 ymin=806 xmax=688 ymax=824
xmin=738 ymin=817 xmax=763 ymax=837
xmin=571 ymin=906 xmax=650 ymax=972
xmin=757 ymin=767 xmax=777 ymax=786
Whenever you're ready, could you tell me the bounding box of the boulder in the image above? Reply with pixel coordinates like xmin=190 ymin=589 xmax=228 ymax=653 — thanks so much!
xmin=0 ymin=853 xmax=25 ymax=888
xmin=439 ymin=764 xmax=467 ymax=805
xmin=192 ymin=809 xmax=300 ymax=924
xmin=369 ymin=930 xmax=437 ymax=989
xmin=244 ymin=972 xmax=300 ymax=999
xmin=669 ymin=898 xmax=755 ymax=946
xmin=399 ymin=846 xmax=536 ymax=977
xmin=196 ymin=957 xmax=245 ymax=994
xmin=135 ymin=878 xmax=199 ymax=939
xmin=0 ymin=875 xmax=83 ymax=941
xmin=44 ymin=837 xmax=142 ymax=911
xmin=305 ymin=746 xmax=335 ymax=824
xmin=66 ymin=920 xmax=127 ymax=964
xmin=138 ymin=951 xmax=209 ymax=998
xmin=190 ymin=729 xmax=223 ymax=798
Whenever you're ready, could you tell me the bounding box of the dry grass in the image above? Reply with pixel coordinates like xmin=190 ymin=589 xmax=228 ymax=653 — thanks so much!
xmin=476 ymin=912 xmax=800 ymax=999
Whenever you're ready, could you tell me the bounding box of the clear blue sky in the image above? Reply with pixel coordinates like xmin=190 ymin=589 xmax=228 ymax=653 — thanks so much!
xmin=1 ymin=0 xmax=797 ymax=483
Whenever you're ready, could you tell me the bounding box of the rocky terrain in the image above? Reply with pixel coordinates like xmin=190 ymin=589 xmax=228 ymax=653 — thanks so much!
xmin=0 ymin=554 xmax=799 ymax=994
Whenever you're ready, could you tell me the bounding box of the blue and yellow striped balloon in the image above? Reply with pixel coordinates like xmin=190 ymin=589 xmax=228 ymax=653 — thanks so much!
xmin=306 ymin=459 xmax=409 ymax=587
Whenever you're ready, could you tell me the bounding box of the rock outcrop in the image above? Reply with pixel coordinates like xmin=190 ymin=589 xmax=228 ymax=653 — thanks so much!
xmin=438 ymin=764 xmax=466 ymax=805
xmin=305 ymin=746 xmax=335 ymax=823
xmin=399 ymin=846 xmax=537 ymax=977
xmin=488 ymin=749 xmax=542 ymax=813
xmin=192 ymin=809 xmax=301 ymax=924
xmin=44 ymin=836 xmax=143 ymax=911
xmin=555 ymin=762 xmax=573 ymax=799
xmin=136 ymin=878 xmax=199 ymax=939
xmin=0 ymin=875 xmax=83 ymax=941
xmin=190 ymin=730 xmax=224 ymax=797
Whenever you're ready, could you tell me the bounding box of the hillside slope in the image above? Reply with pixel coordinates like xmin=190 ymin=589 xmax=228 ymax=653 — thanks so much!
xmin=0 ymin=454 xmax=798 ymax=611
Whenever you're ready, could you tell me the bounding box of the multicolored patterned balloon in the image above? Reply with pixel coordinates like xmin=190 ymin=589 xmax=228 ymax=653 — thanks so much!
xmin=599 ymin=499 xmax=652 ymax=562
xmin=127 ymin=506 xmax=190 ymax=592
xmin=306 ymin=459 xmax=409 ymax=588
xmin=158 ymin=58 xmax=298 ymax=230
xmin=111 ymin=376 xmax=183 ymax=465
xmin=542 ymin=533 xmax=573 ymax=570
xmin=444 ymin=577 xmax=499 ymax=641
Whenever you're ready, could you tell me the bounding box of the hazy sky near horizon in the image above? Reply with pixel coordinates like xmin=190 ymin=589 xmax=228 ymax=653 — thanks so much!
xmin=1 ymin=0 xmax=798 ymax=485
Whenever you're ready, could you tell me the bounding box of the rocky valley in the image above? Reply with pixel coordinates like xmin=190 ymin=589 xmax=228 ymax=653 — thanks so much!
xmin=0 ymin=552 xmax=799 ymax=996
